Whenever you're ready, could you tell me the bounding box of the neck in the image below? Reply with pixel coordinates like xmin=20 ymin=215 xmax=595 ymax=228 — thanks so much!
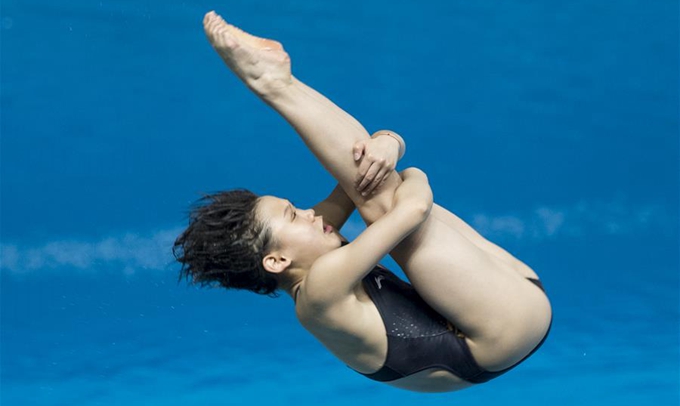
xmin=278 ymin=266 xmax=306 ymax=302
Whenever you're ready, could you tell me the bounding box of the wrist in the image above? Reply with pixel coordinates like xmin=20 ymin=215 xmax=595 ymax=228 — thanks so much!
xmin=373 ymin=131 xmax=405 ymax=159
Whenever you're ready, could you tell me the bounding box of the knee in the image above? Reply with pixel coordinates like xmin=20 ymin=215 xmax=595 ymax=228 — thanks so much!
xmin=357 ymin=198 xmax=392 ymax=223
xmin=355 ymin=171 xmax=403 ymax=223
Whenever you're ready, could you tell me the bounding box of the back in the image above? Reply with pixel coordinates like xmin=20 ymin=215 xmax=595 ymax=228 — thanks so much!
xmin=294 ymin=265 xmax=389 ymax=374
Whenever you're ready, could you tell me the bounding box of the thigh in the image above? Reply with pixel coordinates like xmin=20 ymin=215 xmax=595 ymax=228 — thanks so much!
xmin=388 ymin=215 xmax=552 ymax=371
xmin=431 ymin=204 xmax=539 ymax=280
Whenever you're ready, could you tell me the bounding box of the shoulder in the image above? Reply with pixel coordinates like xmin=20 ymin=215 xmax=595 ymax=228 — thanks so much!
xmin=295 ymin=273 xmax=375 ymax=344
xmin=301 ymin=245 xmax=357 ymax=308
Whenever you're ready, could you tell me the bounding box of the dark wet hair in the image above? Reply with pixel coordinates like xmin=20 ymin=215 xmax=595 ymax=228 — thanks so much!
xmin=172 ymin=189 xmax=279 ymax=296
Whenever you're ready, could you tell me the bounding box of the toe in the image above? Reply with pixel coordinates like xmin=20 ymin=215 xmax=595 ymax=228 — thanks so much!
xmin=203 ymin=11 xmax=218 ymax=28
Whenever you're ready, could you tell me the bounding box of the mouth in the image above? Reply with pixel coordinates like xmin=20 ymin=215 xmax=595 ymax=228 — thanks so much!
xmin=324 ymin=224 xmax=333 ymax=234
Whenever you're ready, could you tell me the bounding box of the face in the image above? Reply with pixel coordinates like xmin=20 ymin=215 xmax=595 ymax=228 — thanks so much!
xmin=256 ymin=195 xmax=342 ymax=271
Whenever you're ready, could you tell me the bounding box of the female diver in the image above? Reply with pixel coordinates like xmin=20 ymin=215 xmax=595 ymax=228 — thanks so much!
xmin=173 ymin=11 xmax=552 ymax=393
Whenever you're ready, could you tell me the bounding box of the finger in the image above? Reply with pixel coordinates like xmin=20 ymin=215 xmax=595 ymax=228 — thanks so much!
xmin=353 ymin=141 xmax=365 ymax=161
xmin=357 ymin=162 xmax=375 ymax=192
xmin=374 ymin=177 xmax=389 ymax=194
xmin=367 ymin=167 xmax=388 ymax=194
xmin=358 ymin=163 xmax=380 ymax=194
xmin=355 ymin=156 xmax=372 ymax=186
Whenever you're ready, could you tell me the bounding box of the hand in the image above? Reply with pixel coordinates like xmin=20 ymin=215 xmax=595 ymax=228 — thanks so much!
xmin=353 ymin=133 xmax=400 ymax=195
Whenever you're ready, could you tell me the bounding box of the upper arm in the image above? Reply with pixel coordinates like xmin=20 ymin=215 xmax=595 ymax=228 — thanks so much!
xmin=312 ymin=184 xmax=355 ymax=231
xmin=306 ymin=204 xmax=427 ymax=305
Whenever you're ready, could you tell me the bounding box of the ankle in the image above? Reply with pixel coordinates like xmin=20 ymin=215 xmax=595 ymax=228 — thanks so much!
xmin=259 ymin=76 xmax=299 ymax=104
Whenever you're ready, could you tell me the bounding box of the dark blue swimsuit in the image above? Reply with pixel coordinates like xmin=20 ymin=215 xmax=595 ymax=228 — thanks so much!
xmin=354 ymin=265 xmax=552 ymax=384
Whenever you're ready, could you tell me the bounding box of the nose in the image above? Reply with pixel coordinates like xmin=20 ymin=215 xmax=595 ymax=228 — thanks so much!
xmin=304 ymin=208 xmax=315 ymax=219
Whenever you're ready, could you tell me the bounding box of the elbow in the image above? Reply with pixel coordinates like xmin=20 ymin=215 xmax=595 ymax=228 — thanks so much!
xmin=419 ymin=187 xmax=434 ymax=220
xmin=410 ymin=198 xmax=432 ymax=224
xmin=415 ymin=179 xmax=434 ymax=221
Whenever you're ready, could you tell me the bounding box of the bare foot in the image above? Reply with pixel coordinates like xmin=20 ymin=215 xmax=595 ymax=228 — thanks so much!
xmin=203 ymin=11 xmax=292 ymax=98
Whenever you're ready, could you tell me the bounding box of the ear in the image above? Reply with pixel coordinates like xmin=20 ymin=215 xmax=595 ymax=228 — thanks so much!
xmin=262 ymin=252 xmax=292 ymax=274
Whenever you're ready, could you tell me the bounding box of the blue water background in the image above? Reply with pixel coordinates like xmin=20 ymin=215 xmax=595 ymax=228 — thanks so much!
xmin=1 ymin=0 xmax=678 ymax=405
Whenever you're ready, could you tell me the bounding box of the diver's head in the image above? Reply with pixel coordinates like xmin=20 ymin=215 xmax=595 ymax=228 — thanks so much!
xmin=255 ymin=195 xmax=341 ymax=277
xmin=173 ymin=190 xmax=341 ymax=296
xmin=173 ymin=189 xmax=280 ymax=296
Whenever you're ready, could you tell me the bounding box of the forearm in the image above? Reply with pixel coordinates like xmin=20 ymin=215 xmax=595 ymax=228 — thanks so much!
xmin=308 ymin=198 xmax=428 ymax=302
xmin=312 ymin=184 xmax=356 ymax=230
xmin=324 ymin=165 xmax=430 ymax=231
